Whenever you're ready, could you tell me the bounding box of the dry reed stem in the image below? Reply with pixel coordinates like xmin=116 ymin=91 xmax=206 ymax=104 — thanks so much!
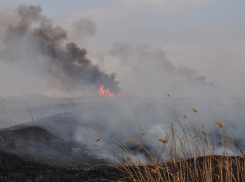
xmin=217 ymin=164 xmax=226 ymax=169
xmin=128 ymin=137 xmax=138 ymax=144
xmin=224 ymin=139 xmax=229 ymax=143
xmin=158 ymin=139 xmax=168 ymax=143
xmin=26 ymin=100 xmax=35 ymax=126
xmin=192 ymin=108 xmax=198 ymax=113
xmin=166 ymin=92 xmax=170 ymax=97
xmin=217 ymin=122 xmax=224 ymax=128
xmin=89 ymin=99 xmax=245 ymax=182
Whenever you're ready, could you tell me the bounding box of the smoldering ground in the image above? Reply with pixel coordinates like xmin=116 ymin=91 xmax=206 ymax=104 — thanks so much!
xmin=1 ymin=95 xmax=245 ymax=166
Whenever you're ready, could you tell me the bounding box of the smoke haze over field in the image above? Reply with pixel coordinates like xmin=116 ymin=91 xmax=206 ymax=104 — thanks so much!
xmin=1 ymin=95 xmax=245 ymax=165
xmin=0 ymin=4 xmax=221 ymax=98
xmin=102 ymin=43 xmax=216 ymax=97
xmin=0 ymin=1 xmax=244 ymax=98
xmin=0 ymin=1 xmax=244 ymax=167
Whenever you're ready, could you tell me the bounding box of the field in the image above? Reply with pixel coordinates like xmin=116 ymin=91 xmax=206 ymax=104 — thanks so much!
xmin=0 ymin=96 xmax=244 ymax=181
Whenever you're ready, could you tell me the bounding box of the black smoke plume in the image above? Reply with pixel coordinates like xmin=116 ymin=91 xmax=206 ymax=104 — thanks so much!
xmin=2 ymin=4 xmax=120 ymax=94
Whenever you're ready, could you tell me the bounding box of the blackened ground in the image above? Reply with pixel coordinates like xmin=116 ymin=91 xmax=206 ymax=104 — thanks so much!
xmin=0 ymin=126 xmax=126 ymax=181
xmin=0 ymin=126 xmax=105 ymax=169
xmin=1 ymin=150 xmax=245 ymax=182
xmin=0 ymin=150 xmax=125 ymax=182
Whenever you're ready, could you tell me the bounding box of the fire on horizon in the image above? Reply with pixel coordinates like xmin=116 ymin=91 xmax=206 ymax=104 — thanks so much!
xmin=97 ymin=81 xmax=122 ymax=97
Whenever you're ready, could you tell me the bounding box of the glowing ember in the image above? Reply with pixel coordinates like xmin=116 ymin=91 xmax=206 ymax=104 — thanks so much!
xmin=97 ymin=81 xmax=122 ymax=97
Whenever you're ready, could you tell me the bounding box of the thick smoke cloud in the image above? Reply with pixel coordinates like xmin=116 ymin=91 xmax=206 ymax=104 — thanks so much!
xmin=109 ymin=42 xmax=215 ymax=87
xmin=0 ymin=4 xmax=120 ymax=96
xmin=96 ymin=42 xmax=217 ymax=98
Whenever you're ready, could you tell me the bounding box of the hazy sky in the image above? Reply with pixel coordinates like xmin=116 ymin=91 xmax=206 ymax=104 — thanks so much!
xmin=0 ymin=0 xmax=244 ymax=98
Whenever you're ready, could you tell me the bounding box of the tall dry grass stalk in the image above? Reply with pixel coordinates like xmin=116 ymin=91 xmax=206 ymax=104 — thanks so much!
xmin=84 ymin=97 xmax=245 ymax=182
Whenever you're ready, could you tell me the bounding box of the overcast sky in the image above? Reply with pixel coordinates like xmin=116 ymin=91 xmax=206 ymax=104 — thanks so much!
xmin=0 ymin=0 xmax=244 ymax=98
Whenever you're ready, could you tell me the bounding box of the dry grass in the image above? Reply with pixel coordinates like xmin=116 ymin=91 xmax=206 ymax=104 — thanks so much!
xmin=192 ymin=108 xmax=198 ymax=113
xmin=84 ymin=96 xmax=245 ymax=181
xmin=89 ymin=124 xmax=245 ymax=181
xmin=158 ymin=139 xmax=168 ymax=143
xmin=217 ymin=122 xmax=225 ymax=128
xmin=95 ymin=138 xmax=101 ymax=142
xmin=139 ymin=132 xmax=145 ymax=135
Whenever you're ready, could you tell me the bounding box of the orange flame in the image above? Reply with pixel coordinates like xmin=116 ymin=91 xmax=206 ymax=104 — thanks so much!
xmin=97 ymin=81 xmax=122 ymax=97
xmin=97 ymin=81 xmax=114 ymax=97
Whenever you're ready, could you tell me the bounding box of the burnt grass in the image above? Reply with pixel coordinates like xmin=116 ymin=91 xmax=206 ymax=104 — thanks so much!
xmin=0 ymin=126 xmax=244 ymax=181
xmin=0 ymin=150 xmax=125 ymax=181
xmin=0 ymin=126 xmax=125 ymax=181
xmin=1 ymin=150 xmax=245 ymax=182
